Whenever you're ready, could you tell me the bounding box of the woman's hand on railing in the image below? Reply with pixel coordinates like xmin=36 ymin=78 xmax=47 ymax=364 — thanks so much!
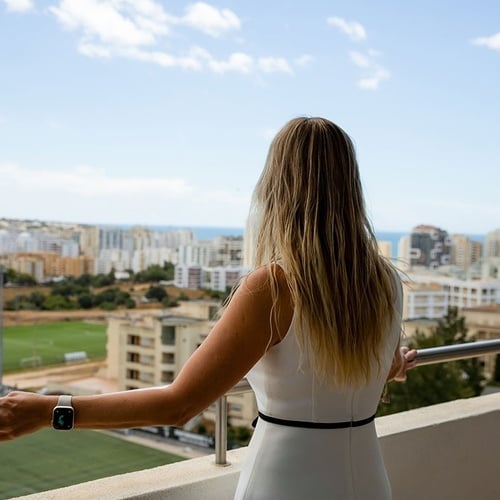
xmin=392 ymin=346 xmax=418 ymax=382
xmin=387 ymin=343 xmax=418 ymax=383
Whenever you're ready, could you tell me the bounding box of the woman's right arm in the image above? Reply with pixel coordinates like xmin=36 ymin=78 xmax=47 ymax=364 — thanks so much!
xmin=387 ymin=339 xmax=418 ymax=382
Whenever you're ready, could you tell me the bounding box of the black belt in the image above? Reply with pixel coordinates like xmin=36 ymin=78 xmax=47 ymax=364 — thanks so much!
xmin=252 ymin=411 xmax=376 ymax=429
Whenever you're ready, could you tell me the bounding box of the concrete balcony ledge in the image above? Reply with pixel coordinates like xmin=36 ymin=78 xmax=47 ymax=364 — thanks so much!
xmin=15 ymin=392 xmax=500 ymax=500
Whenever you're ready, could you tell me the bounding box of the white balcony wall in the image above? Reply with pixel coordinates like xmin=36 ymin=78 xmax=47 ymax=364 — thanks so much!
xmin=14 ymin=393 xmax=500 ymax=500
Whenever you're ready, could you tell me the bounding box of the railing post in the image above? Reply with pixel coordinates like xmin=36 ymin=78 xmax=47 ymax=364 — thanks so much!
xmin=215 ymin=394 xmax=228 ymax=465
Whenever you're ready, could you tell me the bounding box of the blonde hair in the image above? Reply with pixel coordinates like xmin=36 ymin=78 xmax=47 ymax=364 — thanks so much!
xmin=251 ymin=117 xmax=397 ymax=387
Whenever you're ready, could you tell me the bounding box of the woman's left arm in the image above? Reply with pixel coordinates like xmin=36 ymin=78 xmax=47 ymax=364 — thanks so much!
xmin=0 ymin=266 xmax=293 ymax=440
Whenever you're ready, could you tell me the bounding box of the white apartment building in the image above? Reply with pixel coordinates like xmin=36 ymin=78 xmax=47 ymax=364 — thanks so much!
xmin=402 ymin=273 xmax=500 ymax=320
xmin=210 ymin=236 xmax=244 ymax=267
xmin=154 ymin=229 xmax=195 ymax=249
xmin=402 ymin=281 xmax=449 ymax=320
xmin=175 ymin=264 xmax=204 ymax=289
xmin=95 ymin=248 xmax=132 ymax=274
xmin=105 ymin=301 xmax=257 ymax=428
xmin=177 ymin=242 xmax=213 ymax=267
xmin=485 ymin=229 xmax=500 ymax=258
xmin=131 ymin=247 xmax=177 ymax=273
xmin=0 ymin=230 xmax=79 ymax=256
xmin=211 ymin=266 xmax=249 ymax=292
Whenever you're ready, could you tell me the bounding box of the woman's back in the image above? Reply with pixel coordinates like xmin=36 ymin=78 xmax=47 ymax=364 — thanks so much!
xmin=234 ymin=274 xmax=402 ymax=500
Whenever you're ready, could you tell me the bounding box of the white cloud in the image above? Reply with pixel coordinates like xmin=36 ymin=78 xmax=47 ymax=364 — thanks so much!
xmin=327 ymin=16 xmax=366 ymax=41
xmin=50 ymin=0 xmax=162 ymax=47
xmin=0 ymin=163 xmax=250 ymax=226
xmin=181 ymin=2 xmax=240 ymax=37
xmin=2 ymin=0 xmax=32 ymax=12
xmin=47 ymin=0 xmax=291 ymax=76
xmin=294 ymin=54 xmax=314 ymax=67
xmin=119 ymin=46 xmax=203 ymax=70
xmin=258 ymin=57 xmax=292 ymax=74
xmin=208 ymin=52 xmax=253 ymax=73
xmin=0 ymin=164 xmax=192 ymax=197
xmin=471 ymin=32 xmax=500 ymax=51
xmin=349 ymin=50 xmax=371 ymax=68
xmin=358 ymin=68 xmax=391 ymax=89
xmin=78 ymin=43 xmax=112 ymax=59
xmin=349 ymin=50 xmax=390 ymax=90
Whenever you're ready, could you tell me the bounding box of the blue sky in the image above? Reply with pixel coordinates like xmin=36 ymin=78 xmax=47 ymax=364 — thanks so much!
xmin=0 ymin=0 xmax=499 ymax=234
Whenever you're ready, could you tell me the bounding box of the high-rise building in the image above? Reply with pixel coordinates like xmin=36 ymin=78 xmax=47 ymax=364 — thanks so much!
xmin=397 ymin=235 xmax=411 ymax=268
xmin=377 ymin=241 xmax=392 ymax=259
xmin=210 ymin=236 xmax=244 ymax=267
xmin=409 ymin=225 xmax=451 ymax=269
xmin=485 ymin=229 xmax=500 ymax=258
xmin=450 ymin=234 xmax=483 ymax=271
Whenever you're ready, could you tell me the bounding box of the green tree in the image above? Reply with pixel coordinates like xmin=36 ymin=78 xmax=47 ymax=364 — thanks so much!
xmin=134 ymin=265 xmax=169 ymax=283
xmin=163 ymin=261 xmax=175 ymax=281
xmin=124 ymin=298 xmax=136 ymax=309
xmin=378 ymin=307 xmax=485 ymax=416
xmin=50 ymin=280 xmax=76 ymax=298
xmin=29 ymin=291 xmax=46 ymax=309
xmin=15 ymin=272 xmax=38 ymax=286
xmin=145 ymin=285 xmax=168 ymax=302
xmin=5 ymin=269 xmax=38 ymax=285
xmin=78 ymin=293 xmax=94 ymax=309
xmin=43 ymin=295 xmax=76 ymax=310
xmin=6 ymin=295 xmax=37 ymax=311
xmin=92 ymin=273 xmax=114 ymax=287
xmin=75 ymin=273 xmax=93 ymax=287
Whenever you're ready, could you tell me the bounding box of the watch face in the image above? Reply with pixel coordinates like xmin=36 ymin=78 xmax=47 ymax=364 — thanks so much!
xmin=53 ymin=407 xmax=74 ymax=430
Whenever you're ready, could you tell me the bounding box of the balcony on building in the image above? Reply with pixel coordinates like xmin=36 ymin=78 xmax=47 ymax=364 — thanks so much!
xmin=12 ymin=390 xmax=500 ymax=500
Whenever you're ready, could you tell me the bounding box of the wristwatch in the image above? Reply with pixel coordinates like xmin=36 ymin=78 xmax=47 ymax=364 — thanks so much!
xmin=52 ymin=395 xmax=74 ymax=430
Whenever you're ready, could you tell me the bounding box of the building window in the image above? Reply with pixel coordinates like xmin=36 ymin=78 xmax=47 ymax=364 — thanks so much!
xmin=162 ymin=326 xmax=176 ymax=345
xmin=126 ymin=369 xmax=139 ymax=380
xmin=162 ymin=371 xmax=175 ymax=383
xmin=127 ymin=352 xmax=140 ymax=362
xmin=162 ymin=352 xmax=175 ymax=364
xmin=127 ymin=335 xmax=140 ymax=345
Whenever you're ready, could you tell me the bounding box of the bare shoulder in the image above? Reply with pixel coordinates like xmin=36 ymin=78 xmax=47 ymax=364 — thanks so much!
xmin=241 ymin=263 xmax=290 ymax=295
xmin=237 ymin=264 xmax=293 ymax=344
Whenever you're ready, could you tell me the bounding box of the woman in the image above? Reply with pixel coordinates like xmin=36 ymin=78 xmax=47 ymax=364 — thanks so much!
xmin=0 ymin=117 xmax=416 ymax=499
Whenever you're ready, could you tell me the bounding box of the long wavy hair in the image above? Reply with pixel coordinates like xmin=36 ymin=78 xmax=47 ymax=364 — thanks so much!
xmin=250 ymin=116 xmax=397 ymax=386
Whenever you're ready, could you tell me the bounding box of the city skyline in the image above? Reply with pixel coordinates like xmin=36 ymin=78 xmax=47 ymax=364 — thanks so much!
xmin=1 ymin=1 xmax=499 ymax=233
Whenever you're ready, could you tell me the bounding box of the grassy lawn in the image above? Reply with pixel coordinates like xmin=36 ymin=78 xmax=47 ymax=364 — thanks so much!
xmin=0 ymin=429 xmax=185 ymax=499
xmin=3 ymin=322 xmax=107 ymax=373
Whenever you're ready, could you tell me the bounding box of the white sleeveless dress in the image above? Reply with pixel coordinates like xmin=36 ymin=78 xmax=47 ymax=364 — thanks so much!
xmin=234 ymin=282 xmax=402 ymax=500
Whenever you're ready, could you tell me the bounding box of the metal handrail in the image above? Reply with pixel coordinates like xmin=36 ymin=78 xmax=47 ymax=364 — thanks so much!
xmin=415 ymin=339 xmax=500 ymax=365
xmin=214 ymin=339 xmax=500 ymax=465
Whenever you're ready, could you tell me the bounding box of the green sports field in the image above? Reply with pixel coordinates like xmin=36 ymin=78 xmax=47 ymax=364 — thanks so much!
xmin=0 ymin=429 xmax=185 ymax=499
xmin=3 ymin=322 xmax=107 ymax=373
